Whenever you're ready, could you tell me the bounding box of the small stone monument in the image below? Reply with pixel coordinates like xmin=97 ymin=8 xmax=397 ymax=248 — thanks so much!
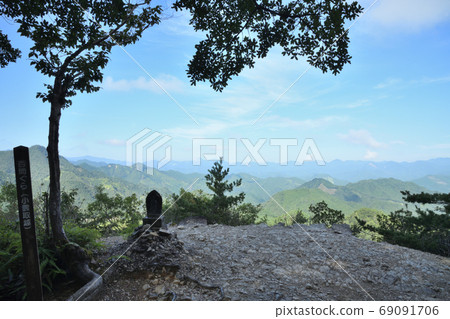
xmin=143 ymin=190 xmax=162 ymax=231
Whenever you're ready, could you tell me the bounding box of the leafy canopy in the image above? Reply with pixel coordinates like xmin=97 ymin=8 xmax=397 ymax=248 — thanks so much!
xmin=1 ymin=0 xmax=162 ymax=106
xmin=309 ymin=200 xmax=344 ymax=227
xmin=356 ymin=191 xmax=450 ymax=256
xmin=174 ymin=0 xmax=363 ymax=91
xmin=166 ymin=159 xmax=260 ymax=225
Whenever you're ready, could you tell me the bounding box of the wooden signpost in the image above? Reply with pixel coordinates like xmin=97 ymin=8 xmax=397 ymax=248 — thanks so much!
xmin=13 ymin=146 xmax=43 ymax=301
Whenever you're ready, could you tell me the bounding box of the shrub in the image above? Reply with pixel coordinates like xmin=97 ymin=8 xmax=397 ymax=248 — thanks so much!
xmin=356 ymin=191 xmax=450 ymax=256
xmin=82 ymin=186 xmax=143 ymax=235
xmin=164 ymin=189 xmax=211 ymax=224
xmin=165 ymin=160 xmax=261 ymax=226
xmin=309 ymin=201 xmax=344 ymax=227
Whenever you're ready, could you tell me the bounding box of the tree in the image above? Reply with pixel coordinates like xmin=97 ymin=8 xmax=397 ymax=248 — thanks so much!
xmin=83 ymin=186 xmax=143 ymax=236
xmin=357 ymin=191 xmax=450 ymax=256
xmin=0 ymin=0 xmax=162 ymax=282
xmin=205 ymin=158 xmax=245 ymax=224
xmin=174 ymin=0 xmax=363 ymax=91
xmin=309 ymin=200 xmax=344 ymax=227
xmin=1 ymin=0 xmax=363 ymax=282
xmin=294 ymin=209 xmax=308 ymax=224
xmin=167 ymin=159 xmax=260 ymax=225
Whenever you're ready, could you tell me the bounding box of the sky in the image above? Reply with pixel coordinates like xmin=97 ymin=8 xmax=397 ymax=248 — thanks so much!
xmin=1 ymin=0 xmax=450 ymax=170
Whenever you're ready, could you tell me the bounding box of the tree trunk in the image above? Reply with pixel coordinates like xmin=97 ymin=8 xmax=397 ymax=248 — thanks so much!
xmin=47 ymin=99 xmax=67 ymax=245
xmin=47 ymin=97 xmax=97 ymax=284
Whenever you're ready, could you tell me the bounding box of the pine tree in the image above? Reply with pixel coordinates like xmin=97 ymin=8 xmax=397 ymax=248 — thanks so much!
xmin=205 ymin=158 xmax=245 ymax=224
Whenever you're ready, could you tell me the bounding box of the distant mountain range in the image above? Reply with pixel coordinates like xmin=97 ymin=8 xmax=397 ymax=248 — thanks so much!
xmin=68 ymin=154 xmax=450 ymax=188
xmin=0 ymin=146 xmax=305 ymax=206
xmin=1 ymin=146 xmax=449 ymax=217
xmin=260 ymin=178 xmax=429 ymax=219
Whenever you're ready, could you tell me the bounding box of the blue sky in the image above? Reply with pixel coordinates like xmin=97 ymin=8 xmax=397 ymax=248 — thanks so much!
xmin=1 ymin=0 xmax=450 ymax=167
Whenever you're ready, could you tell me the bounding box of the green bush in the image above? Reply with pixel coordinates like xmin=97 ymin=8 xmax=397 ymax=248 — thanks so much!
xmin=81 ymin=186 xmax=143 ymax=235
xmin=165 ymin=160 xmax=261 ymax=226
xmin=64 ymin=222 xmax=103 ymax=253
xmin=164 ymin=189 xmax=211 ymax=224
xmin=357 ymin=191 xmax=450 ymax=256
xmin=0 ymin=223 xmax=67 ymax=300
xmin=346 ymin=208 xmax=384 ymax=241
xmin=309 ymin=201 xmax=344 ymax=227
xmin=294 ymin=209 xmax=309 ymax=224
xmin=0 ymin=184 xmax=105 ymax=300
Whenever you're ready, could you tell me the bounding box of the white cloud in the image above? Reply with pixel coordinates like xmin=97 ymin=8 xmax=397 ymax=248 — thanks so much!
xmin=374 ymin=78 xmax=402 ymax=89
xmin=421 ymin=143 xmax=450 ymax=150
xmin=261 ymin=115 xmax=347 ymax=130
xmin=367 ymin=0 xmax=450 ymax=32
xmin=415 ymin=75 xmax=450 ymax=85
xmin=364 ymin=150 xmax=378 ymax=160
xmin=163 ymin=120 xmax=240 ymax=139
xmin=339 ymin=129 xmax=385 ymax=148
xmin=346 ymin=99 xmax=370 ymax=109
xmin=102 ymin=75 xmax=185 ymax=93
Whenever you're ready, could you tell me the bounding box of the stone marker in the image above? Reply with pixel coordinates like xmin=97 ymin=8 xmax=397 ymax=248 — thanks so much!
xmin=13 ymin=146 xmax=43 ymax=301
xmin=143 ymin=190 xmax=162 ymax=231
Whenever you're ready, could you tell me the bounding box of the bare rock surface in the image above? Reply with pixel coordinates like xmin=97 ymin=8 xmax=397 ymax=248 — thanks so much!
xmin=94 ymin=223 xmax=450 ymax=301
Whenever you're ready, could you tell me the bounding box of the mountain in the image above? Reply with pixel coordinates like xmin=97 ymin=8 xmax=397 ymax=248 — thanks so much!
xmin=0 ymin=146 xmax=155 ymax=206
xmin=413 ymin=175 xmax=450 ymax=193
xmin=260 ymin=178 xmax=430 ymax=219
xmin=65 ymin=155 xmax=450 ymax=181
xmin=0 ymin=146 xmax=304 ymax=206
xmin=0 ymin=146 xmax=445 ymax=216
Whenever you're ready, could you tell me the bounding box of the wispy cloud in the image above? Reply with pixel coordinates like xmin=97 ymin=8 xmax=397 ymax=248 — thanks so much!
xmin=339 ymin=129 xmax=385 ymax=148
xmin=421 ymin=143 xmax=450 ymax=150
xmin=163 ymin=120 xmax=243 ymax=139
xmin=346 ymin=99 xmax=370 ymax=109
xmin=414 ymin=75 xmax=450 ymax=85
xmin=102 ymin=75 xmax=186 ymax=93
xmin=364 ymin=150 xmax=378 ymax=160
xmin=366 ymin=0 xmax=450 ymax=32
xmin=262 ymin=115 xmax=347 ymax=130
xmin=374 ymin=78 xmax=402 ymax=89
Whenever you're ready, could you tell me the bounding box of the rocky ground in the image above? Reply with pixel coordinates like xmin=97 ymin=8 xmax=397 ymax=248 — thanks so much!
xmin=93 ymin=222 xmax=450 ymax=301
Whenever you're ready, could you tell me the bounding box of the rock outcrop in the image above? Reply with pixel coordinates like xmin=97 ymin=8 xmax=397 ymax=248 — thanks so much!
xmin=95 ymin=223 xmax=450 ymax=301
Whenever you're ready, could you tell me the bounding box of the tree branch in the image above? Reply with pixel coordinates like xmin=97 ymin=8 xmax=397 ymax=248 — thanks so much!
xmin=250 ymin=0 xmax=317 ymax=20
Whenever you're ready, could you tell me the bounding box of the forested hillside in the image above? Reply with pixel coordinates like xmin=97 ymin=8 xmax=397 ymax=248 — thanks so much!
xmin=260 ymin=178 xmax=429 ymax=218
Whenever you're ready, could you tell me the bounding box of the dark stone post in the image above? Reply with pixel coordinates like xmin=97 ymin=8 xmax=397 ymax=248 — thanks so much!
xmin=13 ymin=146 xmax=43 ymax=301
xmin=143 ymin=190 xmax=162 ymax=231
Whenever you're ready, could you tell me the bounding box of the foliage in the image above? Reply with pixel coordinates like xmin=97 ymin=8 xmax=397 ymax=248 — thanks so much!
xmin=229 ymin=203 xmax=261 ymax=226
xmin=174 ymin=0 xmax=363 ymax=91
xmin=260 ymin=178 xmax=429 ymax=219
xmin=64 ymin=222 xmax=102 ymax=253
xmin=273 ymin=209 xmax=309 ymax=226
xmin=0 ymin=223 xmax=67 ymax=300
xmin=309 ymin=200 xmax=344 ymax=227
xmin=166 ymin=160 xmax=261 ymax=225
xmin=294 ymin=209 xmax=309 ymax=224
xmin=205 ymin=158 xmax=245 ymax=224
xmin=356 ymin=191 xmax=450 ymax=256
xmin=0 ymin=182 xmax=18 ymax=228
xmin=82 ymin=186 xmax=143 ymax=235
xmin=255 ymin=214 xmax=268 ymax=225
xmin=346 ymin=208 xmax=384 ymax=241
xmin=164 ymin=188 xmax=211 ymax=224
xmin=1 ymin=0 xmax=163 ymax=105
xmin=61 ymin=189 xmax=83 ymax=222
xmin=0 ymin=184 xmax=103 ymax=300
